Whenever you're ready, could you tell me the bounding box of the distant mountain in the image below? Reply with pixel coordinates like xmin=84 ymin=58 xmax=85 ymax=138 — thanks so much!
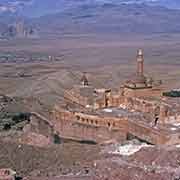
xmin=30 ymin=3 xmax=180 ymax=36
xmin=1 ymin=0 xmax=180 ymax=17
xmin=1 ymin=1 xmax=180 ymax=38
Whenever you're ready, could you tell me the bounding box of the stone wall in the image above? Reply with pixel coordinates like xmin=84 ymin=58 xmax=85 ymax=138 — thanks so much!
xmin=51 ymin=109 xmax=127 ymax=143
xmin=107 ymin=95 xmax=171 ymax=124
xmin=123 ymin=87 xmax=162 ymax=98
xmin=127 ymin=120 xmax=169 ymax=144
xmin=51 ymin=107 xmax=172 ymax=145
xmin=27 ymin=113 xmax=54 ymax=139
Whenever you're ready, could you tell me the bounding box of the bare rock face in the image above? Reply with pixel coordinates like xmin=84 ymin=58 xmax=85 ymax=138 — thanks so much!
xmin=2 ymin=139 xmax=180 ymax=180
xmin=94 ymin=158 xmax=173 ymax=180
xmin=92 ymin=145 xmax=180 ymax=180
xmin=18 ymin=132 xmax=52 ymax=147
xmin=0 ymin=95 xmax=31 ymax=133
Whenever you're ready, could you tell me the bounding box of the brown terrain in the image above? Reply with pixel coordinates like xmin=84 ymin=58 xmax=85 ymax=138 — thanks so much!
xmin=1 ymin=34 xmax=180 ymax=179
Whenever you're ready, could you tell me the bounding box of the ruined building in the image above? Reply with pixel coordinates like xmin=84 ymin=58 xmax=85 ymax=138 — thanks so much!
xmin=51 ymin=49 xmax=180 ymax=145
xmin=15 ymin=21 xmax=36 ymax=38
xmin=1 ymin=20 xmax=36 ymax=39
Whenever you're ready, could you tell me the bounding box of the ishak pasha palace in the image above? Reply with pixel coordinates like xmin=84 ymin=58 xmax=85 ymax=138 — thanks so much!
xmin=51 ymin=49 xmax=180 ymax=145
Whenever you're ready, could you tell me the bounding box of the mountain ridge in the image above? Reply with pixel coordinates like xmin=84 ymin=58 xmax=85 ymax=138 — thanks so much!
xmin=1 ymin=1 xmax=180 ymax=38
xmin=1 ymin=0 xmax=180 ymax=17
xmin=30 ymin=3 xmax=180 ymax=36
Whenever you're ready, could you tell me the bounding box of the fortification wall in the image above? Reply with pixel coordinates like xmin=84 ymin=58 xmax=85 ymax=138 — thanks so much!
xmin=119 ymin=97 xmax=173 ymax=124
xmin=51 ymin=108 xmax=173 ymax=145
xmin=123 ymin=97 xmax=156 ymax=113
xmin=26 ymin=113 xmax=54 ymax=139
xmin=51 ymin=109 xmax=127 ymax=143
xmin=127 ymin=120 xmax=170 ymax=144
xmin=123 ymin=87 xmax=162 ymax=98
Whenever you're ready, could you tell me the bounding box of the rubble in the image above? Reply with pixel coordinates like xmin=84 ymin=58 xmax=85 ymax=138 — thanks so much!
xmin=111 ymin=143 xmax=151 ymax=156
xmin=0 ymin=169 xmax=16 ymax=180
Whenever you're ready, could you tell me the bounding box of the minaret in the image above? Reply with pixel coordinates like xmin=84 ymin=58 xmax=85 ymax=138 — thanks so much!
xmin=136 ymin=49 xmax=144 ymax=76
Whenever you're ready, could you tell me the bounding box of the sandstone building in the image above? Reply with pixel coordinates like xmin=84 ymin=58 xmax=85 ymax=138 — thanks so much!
xmin=51 ymin=49 xmax=180 ymax=145
xmin=123 ymin=49 xmax=163 ymax=97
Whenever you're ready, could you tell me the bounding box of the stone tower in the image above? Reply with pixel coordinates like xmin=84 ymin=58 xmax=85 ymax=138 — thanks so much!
xmin=15 ymin=21 xmax=25 ymax=38
xmin=136 ymin=49 xmax=144 ymax=77
xmin=81 ymin=72 xmax=89 ymax=86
